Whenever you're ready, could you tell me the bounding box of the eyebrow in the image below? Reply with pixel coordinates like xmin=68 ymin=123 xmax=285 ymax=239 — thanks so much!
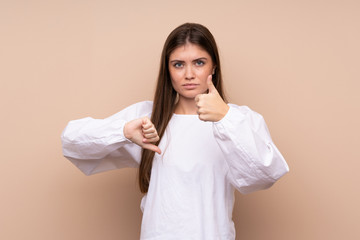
xmin=169 ymin=57 xmax=208 ymax=63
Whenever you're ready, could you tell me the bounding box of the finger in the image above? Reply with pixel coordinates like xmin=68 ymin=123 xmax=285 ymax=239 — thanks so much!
xmin=142 ymin=117 xmax=152 ymax=129
xmin=143 ymin=143 xmax=161 ymax=154
xmin=143 ymin=132 xmax=158 ymax=139
xmin=143 ymin=134 xmax=159 ymax=142
xmin=197 ymin=108 xmax=205 ymax=115
xmin=143 ymin=137 xmax=160 ymax=145
xmin=142 ymin=127 xmax=156 ymax=134
xmin=195 ymin=94 xmax=201 ymax=103
xmin=198 ymin=113 xmax=206 ymax=122
xmin=207 ymin=75 xmax=217 ymax=94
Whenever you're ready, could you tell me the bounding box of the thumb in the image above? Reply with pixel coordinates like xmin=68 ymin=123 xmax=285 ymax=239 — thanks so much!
xmin=143 ymin=143 xmax=162 ymax=154
xmin=207 ymin=75 xmax=217 ymax=94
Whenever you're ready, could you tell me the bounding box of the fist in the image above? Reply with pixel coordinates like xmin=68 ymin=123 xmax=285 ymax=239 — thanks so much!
xmin=195 ymin=75 xmax=229 ymax=122
xmin=124 ymin=117 xmax=161 ymax=154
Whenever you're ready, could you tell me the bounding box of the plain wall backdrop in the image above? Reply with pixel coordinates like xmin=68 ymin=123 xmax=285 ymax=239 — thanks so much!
xmin=1 ymin=0 xmax=359 ymax=239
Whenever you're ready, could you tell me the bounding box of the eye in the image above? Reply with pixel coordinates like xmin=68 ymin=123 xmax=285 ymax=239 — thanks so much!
xmin=195 ymin=60 xmax=205 ymax=66
xmin=173 ymin=62 xmax=183 ymax=68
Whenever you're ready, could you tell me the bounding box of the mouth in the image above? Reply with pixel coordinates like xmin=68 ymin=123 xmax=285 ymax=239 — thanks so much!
xmin=182 ymin=83 xmax=199 ymax=89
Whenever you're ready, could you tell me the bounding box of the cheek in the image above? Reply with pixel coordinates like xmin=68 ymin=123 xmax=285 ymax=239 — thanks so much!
xmin=169 ymin=70 xmax=182 ymax=85
xmin=196 ymin=65 xmax=213 ymax=76
xmin=170 ymin=69 xmax=182 ymax=78
xmin=197 ymin=68 xmax=212 ymax=83
xmin=170 ymin=76 xmax=181 ymax=91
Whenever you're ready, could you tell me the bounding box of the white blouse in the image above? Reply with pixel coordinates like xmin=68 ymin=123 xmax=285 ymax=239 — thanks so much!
xmin=61 ymin=101 xmax=289 ymax=240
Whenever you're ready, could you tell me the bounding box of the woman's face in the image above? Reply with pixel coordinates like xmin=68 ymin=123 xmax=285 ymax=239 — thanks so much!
xmin=169 ymin=43 xmax=215 ymax=100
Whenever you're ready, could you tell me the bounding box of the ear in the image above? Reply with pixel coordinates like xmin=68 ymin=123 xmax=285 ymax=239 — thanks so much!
xmin=212 ymin=66 xmax=216 ymax=75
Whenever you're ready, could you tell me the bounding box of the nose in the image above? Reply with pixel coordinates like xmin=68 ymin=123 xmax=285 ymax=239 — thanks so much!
xmin=185 ymin=65 xmax=195 ymax=80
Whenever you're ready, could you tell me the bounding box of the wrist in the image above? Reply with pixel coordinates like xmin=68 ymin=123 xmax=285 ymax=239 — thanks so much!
xmin=218 ymin=104 xmax=230 ymax=121
xmin=123 ymin=122 xmax=131 ymax=140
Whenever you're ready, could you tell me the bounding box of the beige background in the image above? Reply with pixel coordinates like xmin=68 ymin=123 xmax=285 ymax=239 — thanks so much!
xmin=1 ymin=0 xmax=359 ymax=239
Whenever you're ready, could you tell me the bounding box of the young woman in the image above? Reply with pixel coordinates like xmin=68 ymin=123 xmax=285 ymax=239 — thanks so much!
xmin=61 ymin=23 xmax=289 ymax=240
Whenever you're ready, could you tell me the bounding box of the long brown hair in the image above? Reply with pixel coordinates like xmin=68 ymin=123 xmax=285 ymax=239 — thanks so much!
xmin=138 ymin=23 xmax=227 ymax=193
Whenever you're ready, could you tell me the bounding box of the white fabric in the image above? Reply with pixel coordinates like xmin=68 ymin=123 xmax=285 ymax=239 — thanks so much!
xmin=61 ymin=101 xmax=289 ymax=240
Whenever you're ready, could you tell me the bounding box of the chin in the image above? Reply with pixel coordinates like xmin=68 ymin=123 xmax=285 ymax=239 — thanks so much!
xmin=180 ymin=91 xmax=201 ymax=99
xmin=175 ymin=87 xmax=207 ymax=100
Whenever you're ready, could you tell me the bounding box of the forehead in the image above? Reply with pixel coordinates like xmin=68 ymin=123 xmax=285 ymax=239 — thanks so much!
xmin=169 ymin=43 xmax=211 ymax=60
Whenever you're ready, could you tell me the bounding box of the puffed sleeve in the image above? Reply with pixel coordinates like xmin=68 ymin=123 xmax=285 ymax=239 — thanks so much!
xmin=61 ymin=101 xmax=153 ymax=175
xmin=212 ymin=104 xmax=289 ymax=194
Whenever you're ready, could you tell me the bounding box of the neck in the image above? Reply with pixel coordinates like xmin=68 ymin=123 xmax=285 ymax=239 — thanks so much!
xmin=174 ymin=97 xmax=198 ymax=115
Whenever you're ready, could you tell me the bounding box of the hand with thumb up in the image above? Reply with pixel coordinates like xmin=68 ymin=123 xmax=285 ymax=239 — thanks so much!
xmin=195 ymin=75 xmax=230 ymax=122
